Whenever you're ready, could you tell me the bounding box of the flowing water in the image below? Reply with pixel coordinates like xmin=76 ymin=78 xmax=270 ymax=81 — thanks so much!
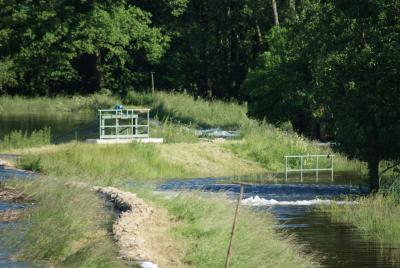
xmin=0 ymin=166 xmax=37 ymax=267
xmin=159 ymin=176 xmax=400 ymax=268
xmin=1 ymin=114 xmax=400 ymax=267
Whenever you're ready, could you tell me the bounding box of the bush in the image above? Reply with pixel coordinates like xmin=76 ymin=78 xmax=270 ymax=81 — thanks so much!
xmin=0 ymin=127 xmax=51 ymax=151
xmin=18 ymin=155 xmax=42 ymax=172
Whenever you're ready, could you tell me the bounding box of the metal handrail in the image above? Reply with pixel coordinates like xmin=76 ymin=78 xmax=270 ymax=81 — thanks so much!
xmin=284 ymin=154 xmax=334 ymax=182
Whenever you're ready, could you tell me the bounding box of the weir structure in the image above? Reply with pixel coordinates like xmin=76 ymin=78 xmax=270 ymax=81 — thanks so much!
xmin=86 ymin=107 xmax=163 ymax=144
xmin=99 ymin=108 xmax=150 ymax=139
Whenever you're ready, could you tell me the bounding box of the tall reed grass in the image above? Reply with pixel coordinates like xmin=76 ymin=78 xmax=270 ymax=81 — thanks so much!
xmin=18 ymin=143 xmax=192 ymax=185
xmin=0 ymin=127 xmax=51 ymax=151
xmin=4 ymin=178 xmax=123 ymax=268
xmin=226 ymin=120 xmax=365 ymax=174
xmin=0 ymin=94 xmax=118 ymax=116
xmin=124 ymin=91 xmax=247 ymax=128
xmin=325 ymin=194 xmax=400 ymax=242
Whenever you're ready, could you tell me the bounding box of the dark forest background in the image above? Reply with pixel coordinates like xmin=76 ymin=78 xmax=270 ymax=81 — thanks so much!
xmin=1 ymin=0 xmax=399 ymax=189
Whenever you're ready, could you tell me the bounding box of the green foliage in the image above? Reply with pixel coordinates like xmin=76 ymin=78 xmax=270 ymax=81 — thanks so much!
xmin=123 ymin=91 xmax=157 ymax=107
xmin=325 ymin=194 xmax=400 ymax=242
xmin=0 ymin=0 xmax=184 ymax=95
xmin=18 ymin=143 xmax=191 ymax=184
xmin=142 ymin=192 xmax=316 ymax=268
xmin=226 ymin=120 xmax=363 ymax=174
xmin=4 ymin=179 xmax=123 ymax=267
xmin=124 ymin=91 xmax=248 ymax=128
xmin=245 ymin=0 xmax=400 ymax=190
xmin=18 ymin=154 xmax=42 ymax=172
xmin=150 ymin=118 xmax=198 ymax=143
xmin=0 ymin=94 xmax=118 ymax=115
xmin=0 ymin=127 xmax=51 ymax=151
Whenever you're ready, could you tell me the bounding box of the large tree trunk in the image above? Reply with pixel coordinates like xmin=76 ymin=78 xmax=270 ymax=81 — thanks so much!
xmin=367 ymin=155 xmax=380 ymax=192
xmin=271 ymin=0 xmax=279 ymax=26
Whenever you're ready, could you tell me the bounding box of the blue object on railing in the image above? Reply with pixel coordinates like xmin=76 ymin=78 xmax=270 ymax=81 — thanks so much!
xmin=114 ymin=105 xmax=124 ymax=110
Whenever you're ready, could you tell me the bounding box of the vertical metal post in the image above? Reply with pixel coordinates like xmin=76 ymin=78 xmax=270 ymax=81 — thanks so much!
xmin=131 ymin=110 xmax=134 ymax=137
xmin=300 ymin=156 xmax=303 ymax=182
xmin=285 ymin=156 xmax=288 ymax=182
xmin=115 ymin=110 xmax=118 ymax=138
xmin=316 ymin=155 xmax=319 ymax=182
xmin=225 ymin=184 xmax=244 ymax=268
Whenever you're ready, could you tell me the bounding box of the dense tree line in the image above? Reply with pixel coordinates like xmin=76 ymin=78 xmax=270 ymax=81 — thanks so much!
xmin=0 ymin=0 xmax=272 ymax=97
xmin=245 ymin=0 xmax=400 ymax=190
xmin=0 ymin=0 xmax=399 ymax=190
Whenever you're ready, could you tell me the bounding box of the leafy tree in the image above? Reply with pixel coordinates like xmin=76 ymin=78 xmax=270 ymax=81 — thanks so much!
xmin=0 ymin=0 xmax=183 ymax=95
xmin=246 ymin=0 xmax=400 ymax=191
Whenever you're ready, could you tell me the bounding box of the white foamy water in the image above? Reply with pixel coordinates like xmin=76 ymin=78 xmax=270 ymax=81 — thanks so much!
xmin=241 ymin=195 xmax=357 ymax=206
xmin=138 ymin=261 xmax=159 ymax=268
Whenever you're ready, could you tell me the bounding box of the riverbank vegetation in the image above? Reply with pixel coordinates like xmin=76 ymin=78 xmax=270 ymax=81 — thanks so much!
xmin=15 ymin=142 xmax=266 ymax=185
xmin=124 ymin=91 xmax=247 ymax=128
xmin=324 ymin=194 xmax=400 ymax=242
xmin=4 ymin=178 xmax=123 ymax=268
xmin=0 ymin=94 xmax=117 ymax=116
xmin=0 ymin=128 xmax=51 ymax=151
xmin=138 ymin=191 xmax=317 ymax=268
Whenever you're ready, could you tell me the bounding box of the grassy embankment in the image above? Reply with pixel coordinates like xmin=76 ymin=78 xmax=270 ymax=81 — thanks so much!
xmin=123 ymin=91 xmax=365 ymax=177
xmin=0 ymin=94 xmax=118 ymax=116
xmin=3 ymin=179 xmax=124 ymax=268
xmin=0 ymin=92 xmax=364 ymax=267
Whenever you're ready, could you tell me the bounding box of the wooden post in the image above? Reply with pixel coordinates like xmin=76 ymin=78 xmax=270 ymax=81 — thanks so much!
xmin=225 ymin=184 xmax=244 ymax=268
xmin=150 ymin=72 xmax=155 ymax=95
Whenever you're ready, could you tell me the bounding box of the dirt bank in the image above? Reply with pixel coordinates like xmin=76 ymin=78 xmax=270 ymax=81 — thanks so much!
xmin=96 ymin=186 xmax=187 ymax=268
xmin=0 ymin=184 xmax=25 ymax=203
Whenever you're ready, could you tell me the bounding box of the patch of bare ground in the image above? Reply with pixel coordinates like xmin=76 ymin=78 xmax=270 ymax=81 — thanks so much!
xmin=0 ymin=184 xmax=25 ymax=203
xmin=0 ymin=184 xmax=26 ymax=222
xmin=96 ymin=186 xmax=188 ymax=268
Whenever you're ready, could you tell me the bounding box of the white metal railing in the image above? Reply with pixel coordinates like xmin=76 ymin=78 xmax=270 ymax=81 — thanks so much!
xmin=99 ymin=109 xmax=150 ymax=139
xmin=284 ymin=154 xmax=334 ymax=182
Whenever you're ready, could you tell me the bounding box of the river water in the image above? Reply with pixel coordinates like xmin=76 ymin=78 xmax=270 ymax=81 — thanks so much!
xmin=1 ymin=114 xmax=400 ymax=267
xmin=159 ymin=176 xmax=400 ymax=268
xmin=0 ymin=166 xmax=37 ymax=268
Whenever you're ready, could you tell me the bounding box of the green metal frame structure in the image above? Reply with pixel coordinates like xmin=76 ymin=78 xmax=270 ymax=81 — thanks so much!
xmin=99 ymin=109 xmax=150 ymax=139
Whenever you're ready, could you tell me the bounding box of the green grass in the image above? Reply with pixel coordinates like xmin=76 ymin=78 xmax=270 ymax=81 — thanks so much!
xmin=124 ymin=91 xmax=247 ymax=128
xmin=137 ymin=190 xmax=317 ymax=268
xmin=0 ymin=94 xmax=118 ymax=116
xmin=150 ymin=118 xmax=198 ymax=143
xmin=0 ymin=127 xmax=51 ymax=151
xmin=3 ymin=178 xmax=124 ymax=268
xmin=323 ymin=194 xmax=400 ymax=242
xmin=18 ymin=143 xmax=191 ymax=185
xmin=225 ymin=120 xmax=365 ymax=175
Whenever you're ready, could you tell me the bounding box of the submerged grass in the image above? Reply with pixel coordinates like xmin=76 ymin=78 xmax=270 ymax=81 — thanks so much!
xmin=4 ymin=178 xmax=124 ymax=268
xmin=137 ymin=190 xmax=317 ymax=268
xmin=0 ymin=127 xmax=51 ymax=152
